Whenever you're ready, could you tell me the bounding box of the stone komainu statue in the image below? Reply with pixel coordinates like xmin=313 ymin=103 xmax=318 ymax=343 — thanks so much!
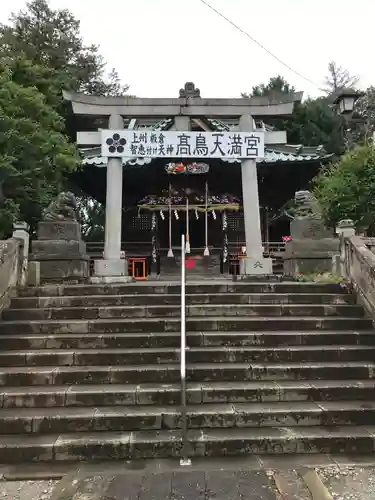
xmin=294 ymin=190 xmax=323 ymax=220
xmin=43 ymin=192 xmax=78 ymax=222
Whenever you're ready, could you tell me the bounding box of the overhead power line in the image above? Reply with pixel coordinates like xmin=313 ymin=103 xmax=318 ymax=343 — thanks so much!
xmin=198 ymin=0 xmax=320 ymax=89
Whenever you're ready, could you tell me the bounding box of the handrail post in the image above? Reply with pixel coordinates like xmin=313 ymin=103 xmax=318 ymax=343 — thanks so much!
xmin=180 ymin=233 xmax=191 ymax=466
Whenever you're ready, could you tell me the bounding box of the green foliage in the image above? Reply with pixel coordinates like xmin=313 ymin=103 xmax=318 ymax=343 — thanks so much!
xmin=242 ymin=75 xmax=296 ymax=98
xmin=76 ymin=195 xmax=105 ymax=241
xmin=0 ymin=0 xmax=129 ymax=237
xmin=284 ymin=98 xmax=344 ymax=156
xmin=0 ymin=0 xmax=128 ymax=97
xmin=0 ymin=62 xmax=80 ymax=237
xmin=294 ymin=272 xmax=345 ymax=284
xmin=352 ymin=87 xmax=375 ymax=144
xmin=243 ymin=75 xmax=345 ymax=155
xmin=313 ymin=145 xmax=375 ymax=229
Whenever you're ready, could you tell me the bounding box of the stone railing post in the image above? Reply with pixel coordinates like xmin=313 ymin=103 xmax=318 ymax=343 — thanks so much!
xmin=336 ymin=219 xmax=355 ymax=277
xmin=12 ymin=222 xmax=30 ymax=287
xmin=336 ymin=219 xmax=356 ymax=239
xmin=0 ymin=239 xmax=21 ymax=315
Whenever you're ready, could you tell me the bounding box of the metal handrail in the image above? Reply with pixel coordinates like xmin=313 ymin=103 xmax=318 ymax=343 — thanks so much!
xmin=180 ymin=233 xmax=191 ymax=466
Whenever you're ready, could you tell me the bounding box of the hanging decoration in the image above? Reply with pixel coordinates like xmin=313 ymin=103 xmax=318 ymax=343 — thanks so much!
xmin=222 ymin=211 xmax=228 ymax=231
xmin=223 ymin=233 xmax=228 ymax=264
xmin=222 ymin=211 xmax=228 ymax=263
xmin=187 ymin=162 xmax=210 ymax=174
xmin=137 ymin=186 xmax=240 ymax=260
xmin=167 ymin=183 xmax=174 ymax=257
xmin=138 ymin=188 xmax=240 ymax=212
xmin=203 ymin=181 xmax=209 ymax=257
xmin=151 ymin=211 xmax=157 ymax=231
xmin=152 ymin=235 xmax=157 ymax=264
xmin=164 ymin=162 xmax=210 ymax=175
xmin=160 ymin=210 xmax=165 ymax=220
xmin=151 ymin=212 xmax=157 ymax=264
xmin=185 ymin=196 xmax=191 ymax=254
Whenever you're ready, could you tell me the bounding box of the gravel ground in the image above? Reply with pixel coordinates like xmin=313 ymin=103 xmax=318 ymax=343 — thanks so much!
xmin=317 ymin=466 xmax=375 ymax=500
xmin=1 ymin=465 xmax=375 ymax=499
xmin=0 ymin=480 xmax=57 ymax=500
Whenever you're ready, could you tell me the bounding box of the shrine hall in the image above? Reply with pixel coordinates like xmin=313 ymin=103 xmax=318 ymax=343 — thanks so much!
xmin=65 ymin=82 xmax=332 ymax=279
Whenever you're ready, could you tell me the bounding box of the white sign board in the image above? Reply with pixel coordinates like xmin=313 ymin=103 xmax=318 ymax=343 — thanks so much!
xmin=101 ymin=130 xmax=264 ymax=160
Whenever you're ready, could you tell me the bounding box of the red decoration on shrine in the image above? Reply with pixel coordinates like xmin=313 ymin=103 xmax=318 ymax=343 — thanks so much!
xmin=164 ymin=162 xmax=210 ymax=175
xmin=282 ymin=235 xmax=292 ymax=242
xmin=185 ymin=257 xmax=197 ymax=269
xmin=165 ymin=162 xmax=186 ymax=174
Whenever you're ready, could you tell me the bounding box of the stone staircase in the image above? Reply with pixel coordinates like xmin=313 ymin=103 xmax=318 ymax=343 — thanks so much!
xmin=0 ymin=281 xmax=375 ymax=464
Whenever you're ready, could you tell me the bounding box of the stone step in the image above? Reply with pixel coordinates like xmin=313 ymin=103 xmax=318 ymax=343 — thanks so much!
xmin=186 ymin=362 xmax=375 ymax=382
xmin=1 ymin=425 xmax=375 ymax=462
xmin=1 ymin=401 xmax=375 ymax=435
xmin=0 ymin=345 xmax=374 ymax=367
xmin=0 ymin=316 xmax=371 ymax=334
xmin=10 ymin=292 xmax=355 ymax=308
xmin=0 ymin=362 xmax=374 ymax=386
xmin=2 ymin=304 xmax=364 ymax=321
xmin=187 ymin=346 xmax=375 ymax=363
xmin=18 ymin=282 xmax=346 ymax=297
xmin=0 ymin=330 xmax=373 ymax=351
xmin=3 ymin=380 xmax=375 ymax=409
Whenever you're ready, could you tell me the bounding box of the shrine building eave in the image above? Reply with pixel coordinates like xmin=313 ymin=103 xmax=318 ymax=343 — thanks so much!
xmin=63 ymin=90 xmax=303 ymax=117
xmin=81 ymin=146 xmax=333 ymax=167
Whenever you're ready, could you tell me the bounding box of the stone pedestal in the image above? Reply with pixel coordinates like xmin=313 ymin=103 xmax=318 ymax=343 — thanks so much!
xmin=290 ymin=217 xmax=332 ymax=240
xmin=284 ymin=207 xmax=340 ymax=277
xmin=239 ymin=257 xmax=273 ymax=275
xmin=30 ymin=221 xmax=89 ymax=283
xmin=92 ymin=259 xmax=133 ymax=284
xmin=283 ymin=238 xmax=340 ymax=276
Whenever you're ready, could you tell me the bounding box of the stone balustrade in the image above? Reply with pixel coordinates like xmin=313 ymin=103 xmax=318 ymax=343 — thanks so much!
xmin=340 ymin=235 xmax=375 ymax=316
xmin=0 ymin=223 xmax=30 ymax=315
xmin=0 ymin=243 xmax=22 ymax=314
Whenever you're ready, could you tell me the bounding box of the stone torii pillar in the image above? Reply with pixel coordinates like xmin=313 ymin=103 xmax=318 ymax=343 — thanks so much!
xmin=93 ymin=114 xmax=130 ymax=282
xmin=239 ymin=114 xmax=273 ymax=275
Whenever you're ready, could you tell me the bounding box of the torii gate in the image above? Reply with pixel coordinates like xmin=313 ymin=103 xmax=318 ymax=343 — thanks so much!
xmin=64 ymin=82 xmax=302 ymax=281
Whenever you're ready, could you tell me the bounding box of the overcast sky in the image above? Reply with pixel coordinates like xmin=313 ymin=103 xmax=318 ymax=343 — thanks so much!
xmin=0 ymin=0 xmax=374 ymax=99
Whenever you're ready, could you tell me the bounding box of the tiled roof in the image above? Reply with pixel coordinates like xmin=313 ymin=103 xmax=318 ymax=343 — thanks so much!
xmin=205 ymin=117 xmax=274 ymax=132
